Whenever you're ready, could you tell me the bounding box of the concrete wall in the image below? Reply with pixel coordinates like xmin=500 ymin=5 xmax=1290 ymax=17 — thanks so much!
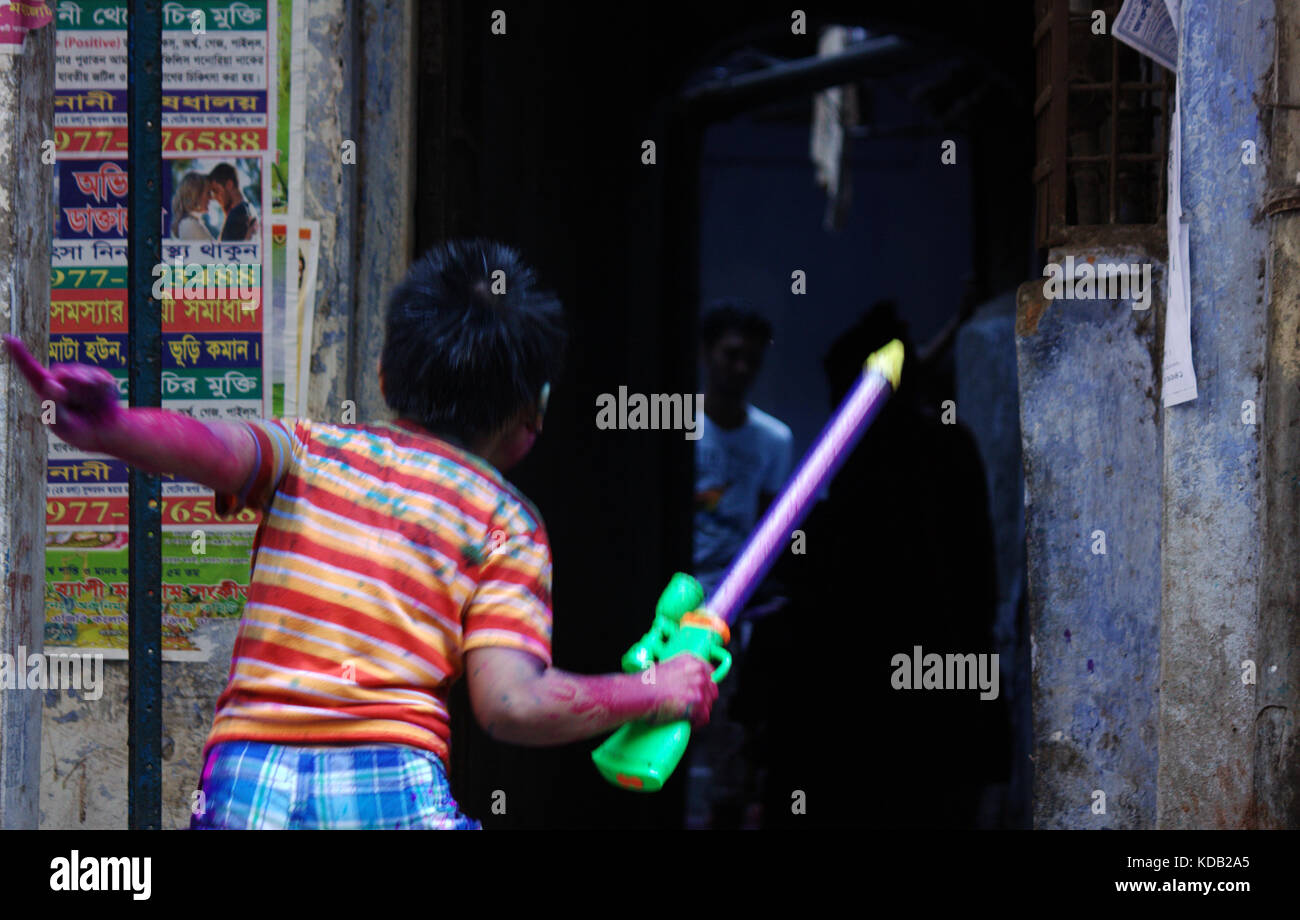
xmin=352 ymin=0 xmax=416 ymax=423
xmin=0 ymin=22 xmax=54 ymax=830
xmin=301 ymin=0 xmax=360 ymax=422
xmin=1156 ymin=0 xmax=1275 ymax=830
xmin=40 ymin=624 xmax=237 ymax=828
xmin=1017 ymin=242 xmax=1165 ymax=829
xmin=1018 ymin=0 xmax=1293 ymax=828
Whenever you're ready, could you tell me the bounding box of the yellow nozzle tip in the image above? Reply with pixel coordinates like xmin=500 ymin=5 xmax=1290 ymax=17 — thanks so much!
xmin=865 ymin=339 xmax=904 ymax=389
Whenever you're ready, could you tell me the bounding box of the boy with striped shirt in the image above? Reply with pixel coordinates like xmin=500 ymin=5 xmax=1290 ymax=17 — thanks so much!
xmin=5 ymin=239 xmax=717 ymax=829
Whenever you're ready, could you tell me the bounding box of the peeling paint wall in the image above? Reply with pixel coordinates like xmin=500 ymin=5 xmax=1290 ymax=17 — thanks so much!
xmin=1016 ymin=246 xmax=1165 ymax=829
xmin=1019 ymin=0 xmax=1289 ymax=829
xmin=0 ymin=24 xmax=54 ymax=829
xmin=302 ymin=0 xmax=360 ymax=423
xmin=1156 ymin=0 xmax=1275 ymax=830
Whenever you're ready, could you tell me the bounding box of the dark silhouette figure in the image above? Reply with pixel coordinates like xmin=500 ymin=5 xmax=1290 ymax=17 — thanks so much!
xmin=735 ymin=302 xmax=1011 ymax=828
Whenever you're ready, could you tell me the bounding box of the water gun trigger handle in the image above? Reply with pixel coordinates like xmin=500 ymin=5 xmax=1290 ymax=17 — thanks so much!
xmin=708 ymin=645 xmax=732 ymax=683
xmin=622 ymin=572 xmax=705 ymax=671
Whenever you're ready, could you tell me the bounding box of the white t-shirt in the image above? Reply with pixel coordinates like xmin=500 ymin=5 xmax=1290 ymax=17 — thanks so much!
xmin=693 ymin=404 xmax=794 ymax=596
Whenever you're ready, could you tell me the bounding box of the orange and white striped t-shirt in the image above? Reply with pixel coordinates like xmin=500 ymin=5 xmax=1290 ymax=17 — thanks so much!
xmin=205 ymin=417 xmax=553 ymax=771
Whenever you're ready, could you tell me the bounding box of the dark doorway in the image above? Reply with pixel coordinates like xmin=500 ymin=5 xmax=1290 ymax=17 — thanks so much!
xmin=411 ymin=0 xmax=1033 ymax=829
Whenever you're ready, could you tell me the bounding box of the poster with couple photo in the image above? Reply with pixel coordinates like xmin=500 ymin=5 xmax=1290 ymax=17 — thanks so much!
xmin=48 ymin=0 xmax=279 ymax=659
xmin=166 ymin=158 xmax=263 ymax=244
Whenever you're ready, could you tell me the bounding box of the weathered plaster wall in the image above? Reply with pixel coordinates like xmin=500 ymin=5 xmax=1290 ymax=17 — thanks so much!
xmin=302 ymin=0 xmax=360 ymax=422
xmin=353 ymin=0 xmax=415 ymax=422
xmin=40 ymin=621 xmax=237 ymax=829
xmin=1156 ymin=0 xmax=1275 ymax=829
xmin=1016 ymin=0 xmax=1290 ymax=832
xmin=1016 ymin=245 xmax=1165 ymax=829
xmin=1255 ymin=0 xmax=1300 ymax=830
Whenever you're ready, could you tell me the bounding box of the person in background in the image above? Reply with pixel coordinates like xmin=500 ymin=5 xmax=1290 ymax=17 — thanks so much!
xmin=736 ymin=300 xmax=1011 ymax=828
xmin=689 ymin=299 xmax=793 ymax=829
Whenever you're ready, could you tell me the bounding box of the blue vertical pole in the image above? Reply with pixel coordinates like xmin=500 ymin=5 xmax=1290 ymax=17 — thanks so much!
xmin=127 ymin=0 xmax=163 ymax=830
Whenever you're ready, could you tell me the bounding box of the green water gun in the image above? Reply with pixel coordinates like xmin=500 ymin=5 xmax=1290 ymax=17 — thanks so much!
xmin=590 ymin=572 xmax=731 ymax=792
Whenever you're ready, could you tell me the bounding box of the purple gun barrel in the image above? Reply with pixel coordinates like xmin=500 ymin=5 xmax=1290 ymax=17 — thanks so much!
xmin=704 ymin=339 xmax=904 ymax=625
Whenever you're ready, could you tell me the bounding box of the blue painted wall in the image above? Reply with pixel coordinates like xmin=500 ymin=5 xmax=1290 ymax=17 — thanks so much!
xmin=1016 ymin=257 xmax=1164 ymax=829
xmin=1156 ymin=0 xmax=1274 ymax=827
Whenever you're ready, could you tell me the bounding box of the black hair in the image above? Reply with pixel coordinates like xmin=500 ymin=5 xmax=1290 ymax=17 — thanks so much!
xmin=207 ymin=163 xmax=238 ymax=186
xmin=699 ymin=298 xmax=774 ymax=349
xmin=381 ymin=239 xmax=566 ymax=443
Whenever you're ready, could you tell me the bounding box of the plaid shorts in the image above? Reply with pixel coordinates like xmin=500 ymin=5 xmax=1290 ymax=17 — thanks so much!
xmin=190 ymin=740 xmax=481 ymax=830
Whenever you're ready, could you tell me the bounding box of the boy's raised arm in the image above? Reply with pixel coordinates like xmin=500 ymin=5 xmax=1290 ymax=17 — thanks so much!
xmin=3 ymin=335 xmax=256 ymax=495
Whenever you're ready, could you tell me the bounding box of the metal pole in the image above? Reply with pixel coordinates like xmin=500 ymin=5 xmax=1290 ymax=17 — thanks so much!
xmin=126 ymin=0 xmax=163 ymax=830
xmin=680 ymin=36 xmax=917 ymax=120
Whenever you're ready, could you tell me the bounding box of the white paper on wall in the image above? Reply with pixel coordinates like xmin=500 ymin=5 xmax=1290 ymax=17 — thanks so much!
xmin=1163 ymin=96 xmax=1197 ymax=406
